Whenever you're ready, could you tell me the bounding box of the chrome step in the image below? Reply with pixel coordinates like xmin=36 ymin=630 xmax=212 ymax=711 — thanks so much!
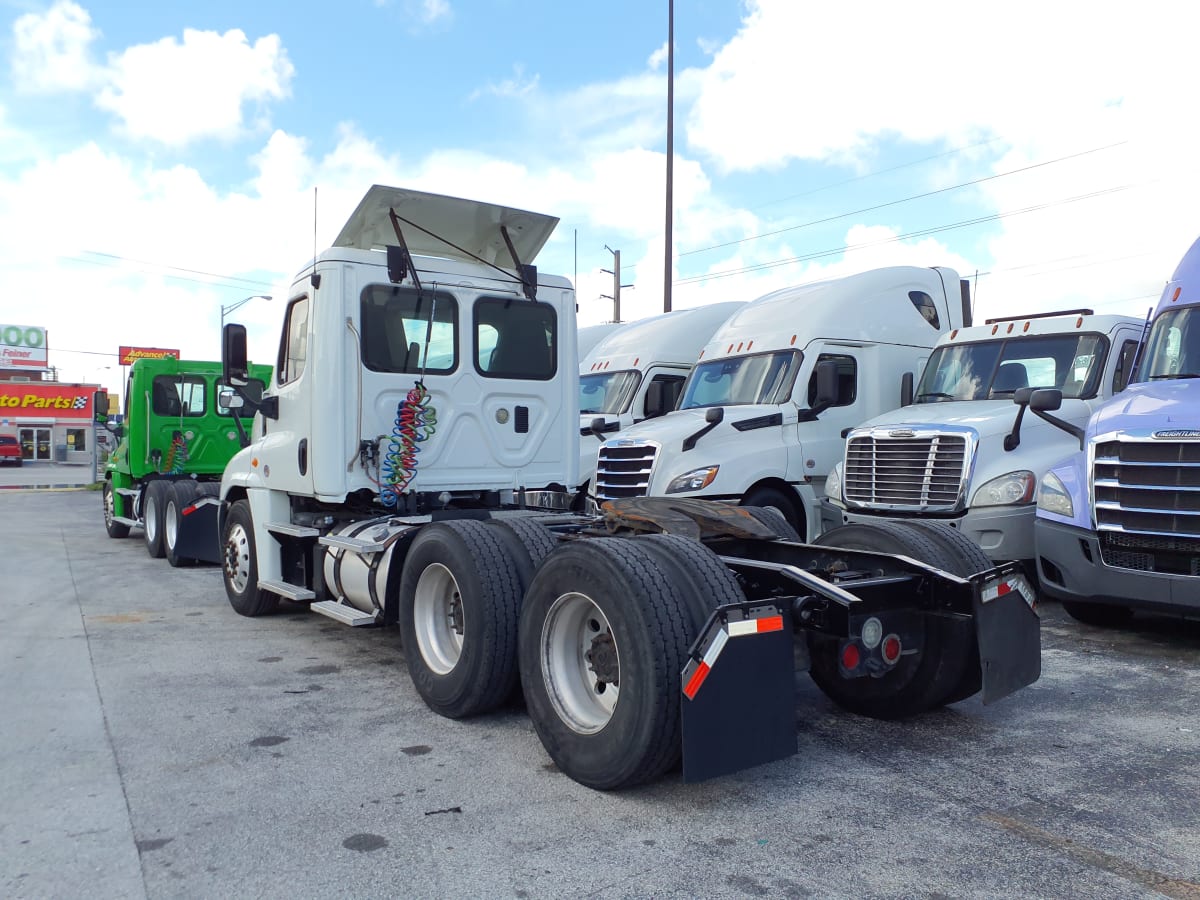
xmin=310 ymin=600 xmax=378 ymax=626
xmin=257 ymin=579 xmax=316 ymax=602
xmin=112 ymin=516 xmax=139 ymax=527
xmin=116 ymin=488 xmax=139 ymax=498
xmin=320 ymin=534 xmax=388 ymax=554
xmin=266 ymin=522 xmax=321 ymax=538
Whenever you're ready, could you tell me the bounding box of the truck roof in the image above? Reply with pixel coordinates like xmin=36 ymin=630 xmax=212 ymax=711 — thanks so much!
xmin=700 ymin=266 xmax=960 ymax=358
xmin=938 ymin=311 xmax=1143 ymax=346
xmin=1155 ymin=234 xmax=1200 ymax=315
xmin=333 ymin=185 xmax=560 ymax=267
xmin=581 ymin=302 xmax=745 ymax=373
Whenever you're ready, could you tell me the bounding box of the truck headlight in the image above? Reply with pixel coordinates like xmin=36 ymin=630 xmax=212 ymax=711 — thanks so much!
xmin=1036 ymin=471 xmax=1073 ymax=517
xmin=972 ymin=471 xmax=1036 ymax=507
xmin=825 ymin=461 xmax=844 ymax=505
xmin=666 ymin=466 xmax=719 ymax=493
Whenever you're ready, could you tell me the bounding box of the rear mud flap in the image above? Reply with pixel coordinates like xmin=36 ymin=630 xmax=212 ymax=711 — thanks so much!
xmin=175 ymin=498 xmax=222 ymax=564
xmin=681 ymin=602 xmax=796 ymax=783
xmin=974 ymin=566 xmax=1041 ymax=704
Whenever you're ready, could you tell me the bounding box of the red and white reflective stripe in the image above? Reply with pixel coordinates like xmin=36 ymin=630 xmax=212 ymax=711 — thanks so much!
xmin=683 ymin=614 xmax=784 ymax=700
xmin=727 ymin=615 xmax=784 ymax=637
xmin=181 ymin=504 xmax=199 ymax=516
xmin=982 ymin=579 xmax=1014 ymax=602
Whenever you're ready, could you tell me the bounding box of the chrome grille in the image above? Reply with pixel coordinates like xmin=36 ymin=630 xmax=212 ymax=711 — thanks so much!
xmin=843 ymin=433 xmax=968 ymax=510
xmin=1093 ymin=437 xmax=1200 ymax=574
xmin=595 ymin=442 xmax=657 ymax=500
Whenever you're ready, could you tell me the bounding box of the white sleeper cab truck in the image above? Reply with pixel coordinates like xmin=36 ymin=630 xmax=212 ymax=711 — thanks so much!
xmin=578 ymin=302 xmax=744 ymax=488
xmin=1035 ymin=237 xmax=1200 ymax=625
xmin=822 ymin=310 xmax=1145 ymax=574
xmin=577 ymin=322 xmax=624 ymax=359
xmin=592 ymin=266 xmax=971 ymax=539
xmin=197 ymin=188 xmax=1039 ymax=791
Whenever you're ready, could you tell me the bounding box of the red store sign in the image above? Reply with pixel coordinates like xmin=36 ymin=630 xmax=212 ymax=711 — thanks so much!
xmin=0 ymin=383 xmax=95 ymax=419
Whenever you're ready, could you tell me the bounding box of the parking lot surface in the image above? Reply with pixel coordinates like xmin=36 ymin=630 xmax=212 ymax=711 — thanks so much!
xmin=2 ymin=489 xmax=1199 ymax=899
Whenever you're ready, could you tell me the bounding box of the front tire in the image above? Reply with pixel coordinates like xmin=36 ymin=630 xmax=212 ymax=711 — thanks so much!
xmin=398 ymin=520 xmax=524 ymax=719
xmin=103 ymin=481 xmax=130 ymax=539
xmin=222 ymin=499 xmax=277 ymax=616
xmin=518 ymin=539 xmax=695 ymax=790
xmin=740 ymin=485 xmax=803 ymax=536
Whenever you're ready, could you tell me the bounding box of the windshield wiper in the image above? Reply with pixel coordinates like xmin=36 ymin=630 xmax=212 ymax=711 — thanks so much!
xmin=916 ymin=391 xmax=956 ymax=402
xmin=1148 ymin=373 xmax=1200 ymax=380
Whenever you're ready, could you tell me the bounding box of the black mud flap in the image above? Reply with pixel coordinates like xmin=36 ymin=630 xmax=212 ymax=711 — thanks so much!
xmin=973 ymin=564 xmax=1041 ymax=704
xmin=680 ymin=601 xmax=796 ymax=782
xmin=175 ymin=497 xmax=223 ymax=565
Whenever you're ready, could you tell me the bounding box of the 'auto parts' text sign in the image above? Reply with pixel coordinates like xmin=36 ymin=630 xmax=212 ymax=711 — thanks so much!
xmin=0 ymin=324 xmax=48 ymax=370
xmin=0 ymin=382 xmax=95 ymax=419
xmin=119 ymin=346 xmax=180 ymax=365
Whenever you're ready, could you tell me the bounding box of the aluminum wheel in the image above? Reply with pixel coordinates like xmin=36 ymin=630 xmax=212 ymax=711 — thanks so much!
xmin=413 ymin=563 xmax=465 ymax=675
xmin=144 ymin=491 xmax=159 ymax=541
xmin=541 ymin=591 xmax=620 ymax=734
xmin=224 ymin=520 xmax=252 ymax=594
xmin=104 ymin=485 xmax=116 ymax=526
xmin=164 ymin=499 xmax=178 ymax=551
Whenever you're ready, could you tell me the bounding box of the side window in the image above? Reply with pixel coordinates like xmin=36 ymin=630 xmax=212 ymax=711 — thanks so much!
xmin=151 ymin=376 xmax=204 ymax=417
xmin=909 ymin=291 xmax=941 ymax=329
xmin=1112 ymin=339 xmax=1140 ymax=394
xmin=807 ymin=353 xmax=857 ymax=407
xmin=475 ymin=297 xmax=557 ymax=380
xmin=277 ymin=296 xmax=310 ymax=386
xmin=641 ymin=374 xmax=687 ymax=419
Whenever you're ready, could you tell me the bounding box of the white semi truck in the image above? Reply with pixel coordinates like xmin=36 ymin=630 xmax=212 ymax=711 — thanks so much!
xmin=821 ymin=311 xmax=1145 ymax=574
xmin=181 ymin=187 xmax=1039 ymax=790
xmin=592 ymin=266 xmax=971 ymax=539
xmin=578 ymin=302 xmax=744 ymax=489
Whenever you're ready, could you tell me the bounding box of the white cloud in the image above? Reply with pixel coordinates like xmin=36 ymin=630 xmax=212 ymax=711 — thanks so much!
xmin=470 ymin=64 xmax=539 ymax=101
xmin=10 ymin=0 xmax=101 ymax=93
xmin=420 ymin=0 xmax=451 ymax=24
xmin=95 ymin=28 xmax=294 ymax=146
xmin=647 ymin=42 xmax=668 ymax=71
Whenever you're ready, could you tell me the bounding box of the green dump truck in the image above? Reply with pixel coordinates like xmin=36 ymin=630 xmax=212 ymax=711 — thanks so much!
xmin=102 ymin=357 xmax=271 ymax=565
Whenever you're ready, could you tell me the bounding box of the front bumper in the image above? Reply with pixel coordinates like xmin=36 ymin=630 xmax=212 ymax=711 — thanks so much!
xmin=1035 ymin=518 xmax=1200 ymax=613
xmin=821 ymin=501 xmax=1036 ymax=563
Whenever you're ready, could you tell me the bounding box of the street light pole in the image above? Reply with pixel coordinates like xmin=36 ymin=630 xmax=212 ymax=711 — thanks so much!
xmin=663 ymin=0 xmax=674 ymax=314
xmin=220 ymin=294 xmax=272 ymax=330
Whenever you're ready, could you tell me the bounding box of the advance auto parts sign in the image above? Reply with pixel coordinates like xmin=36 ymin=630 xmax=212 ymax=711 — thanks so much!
xmin=0 ymin=324 xmax=48 ymax=370
xmin=0 ymin=383 xmax=94 ymax=419
xmin=119 ymin=346 xmax=179 ymax=365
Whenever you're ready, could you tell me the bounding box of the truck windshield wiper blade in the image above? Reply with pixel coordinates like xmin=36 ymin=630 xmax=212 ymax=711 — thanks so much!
xmin=916 ymin=391 xmax=955 ymax=401
xmin=1148 ymin=373 xmax=1200 ymax=380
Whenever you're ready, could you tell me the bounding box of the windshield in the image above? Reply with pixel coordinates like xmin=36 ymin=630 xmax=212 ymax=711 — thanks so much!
xmin=579 ymin=370 xmax=641 ymax=416
xmin=915 ymin=333 xmax=1109 ymax=402
xmin=1139 ymin=306 xmax=1200 ymax=381
xmin=679 ymin=350 xmax=801 ymax=409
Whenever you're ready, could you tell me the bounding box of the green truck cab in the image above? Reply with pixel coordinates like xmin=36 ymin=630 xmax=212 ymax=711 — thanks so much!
xmin=102 ymin=357 xmax=271 ymax=565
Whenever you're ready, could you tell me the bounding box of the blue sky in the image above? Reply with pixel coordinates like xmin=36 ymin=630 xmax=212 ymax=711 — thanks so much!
xmin=1 ymin=0 xmax=1196 ymax=394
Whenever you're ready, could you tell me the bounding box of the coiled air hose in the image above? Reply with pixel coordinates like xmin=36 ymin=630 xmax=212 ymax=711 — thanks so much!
xmin=380 ymin=382 xmax=437 ymax=507
xmin=163 ymin=430 xmax=188 ymax=474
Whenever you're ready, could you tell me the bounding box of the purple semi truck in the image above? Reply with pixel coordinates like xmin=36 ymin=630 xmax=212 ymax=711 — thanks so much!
xmin=1032 ymin=236 xmax=1200 ymax=625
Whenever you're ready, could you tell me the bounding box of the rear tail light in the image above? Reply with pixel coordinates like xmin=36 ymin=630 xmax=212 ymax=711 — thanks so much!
xmin=881 ymin=634 xmax=902 ymax=665
xmin=841 ymin=643 xmax=861 ymax=670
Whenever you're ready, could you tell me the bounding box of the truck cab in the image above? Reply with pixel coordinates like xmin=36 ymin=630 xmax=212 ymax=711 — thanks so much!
xmin=1035 ymin=237 xmax=1200 ymax=622
xmin=592 ymin=266 xmax=969 ymax=539
xmin=823 ymin=311 xmax=1144 ymax=571
xmin=578 ymin=302 xmax=743 ymax=488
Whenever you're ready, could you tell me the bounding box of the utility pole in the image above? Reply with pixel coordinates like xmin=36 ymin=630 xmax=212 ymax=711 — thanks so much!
xmin=601 ymin=245 xmax=633 ymax=323
xmin=663 ymin=0 xmax=674 ymax=313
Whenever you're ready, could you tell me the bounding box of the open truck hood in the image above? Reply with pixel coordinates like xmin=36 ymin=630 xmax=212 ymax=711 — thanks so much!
xmin=333 ymin=185 xmax=560 ymax=267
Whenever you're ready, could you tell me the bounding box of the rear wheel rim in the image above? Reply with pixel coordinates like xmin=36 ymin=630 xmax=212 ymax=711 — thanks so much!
xmin=224 ymin=522 xmax=251 ymax=593
xmin=541 ymin=592 xmax=620 ymax=734
xmin=104 ymin=486 xmax=115 ymax=527
xmin=164 ymin=500 xmax=178 ymax=550
xmin=413 ymin=563 xmax=465 ymax=675
xmin=144 ymin=490 xmax=158 ymax=541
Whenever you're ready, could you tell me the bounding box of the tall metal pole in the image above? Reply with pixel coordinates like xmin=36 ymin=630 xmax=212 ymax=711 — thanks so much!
xmin=663 ymin=0 xmax=674 ymax=313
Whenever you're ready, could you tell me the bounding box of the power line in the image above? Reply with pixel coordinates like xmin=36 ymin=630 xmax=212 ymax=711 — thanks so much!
xmin=61 ymin=250 xmax=277 ymax=292
xmin=673 ymin=183 xmax=1133 ymax=286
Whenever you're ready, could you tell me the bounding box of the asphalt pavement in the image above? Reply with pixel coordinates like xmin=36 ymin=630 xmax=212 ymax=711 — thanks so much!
xmin=2 ymin=489 xmax=1199 ymax=899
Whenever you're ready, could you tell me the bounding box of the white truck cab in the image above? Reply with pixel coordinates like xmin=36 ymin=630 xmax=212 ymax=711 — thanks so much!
xmin=578 ymin=302 xmax=743 ymax=487
xmin=593 ymin=266 xmax=969 ymax=539
xmin=822 ymin=310 xmax=1144 ymax=569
